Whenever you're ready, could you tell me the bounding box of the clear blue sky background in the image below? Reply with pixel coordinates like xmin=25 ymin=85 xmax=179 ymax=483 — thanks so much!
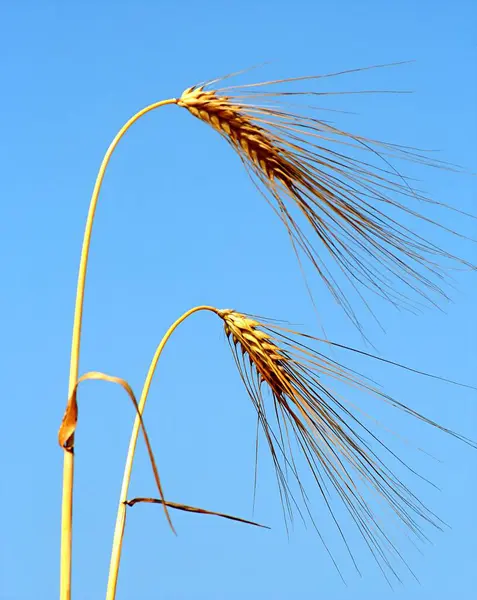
xmin=1 ymin=1 xmax=476 ymax=599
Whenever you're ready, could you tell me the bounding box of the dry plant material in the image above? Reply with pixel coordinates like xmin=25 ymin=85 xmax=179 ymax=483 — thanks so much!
xmin=126 ymin=497 xmax=269 ymax=528
xmin=178 ymin=65 xmax=476 ymax=330
xmin=58 ymin=371 xmax=174 ymax=532
xmin=217 ymin=308 xmax=475 ymax=582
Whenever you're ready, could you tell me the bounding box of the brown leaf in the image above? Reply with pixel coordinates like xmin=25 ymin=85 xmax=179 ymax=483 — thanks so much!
xmin=57 ymin=371 xmax=175 ymax=533
xmin=126 ymin=497 xmax=269 ymax=529
xmin=58 ymin=388 xmax=78 ymax=450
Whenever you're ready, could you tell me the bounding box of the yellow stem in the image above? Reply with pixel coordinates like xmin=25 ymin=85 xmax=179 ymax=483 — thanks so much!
xmin=105 ymin=305 xmax=217 ymax=600
xmin=60 ymin=97 xmax=178 ymax=600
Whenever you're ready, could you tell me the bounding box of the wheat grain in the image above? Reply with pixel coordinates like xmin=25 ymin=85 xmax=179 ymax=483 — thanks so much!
xmin=178 ymin=87 xmax=297 ymax=187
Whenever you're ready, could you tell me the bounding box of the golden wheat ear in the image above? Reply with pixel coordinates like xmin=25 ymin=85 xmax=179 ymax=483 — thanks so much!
xmin=215 ymin=308 xmax=476 ymax=582
xmin=178 ymin=66 xmax=476 ymax=329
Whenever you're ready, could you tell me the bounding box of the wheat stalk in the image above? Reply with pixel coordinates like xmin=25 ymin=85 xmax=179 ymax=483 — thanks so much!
xmin=178 ymin=69 xmax=476 ymax=330
xmin=216 ymin=308 xmax=475 ymax=582
xmin=60 ymin=98 xmax=177 ymax=600
xmin=105 ymin=305 xmax=217 ymax=600
xmin=60 ymin=64 xmax=476 ymax=598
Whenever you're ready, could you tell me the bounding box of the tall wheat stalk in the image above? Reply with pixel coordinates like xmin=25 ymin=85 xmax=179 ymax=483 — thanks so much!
xmin=59 ymin=64 xmax=475 ymax=599
xmin=60 ymin=98 xmax=177 ymax=600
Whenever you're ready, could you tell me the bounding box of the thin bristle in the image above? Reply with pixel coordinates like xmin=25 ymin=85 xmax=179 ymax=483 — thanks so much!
xmin=178 ymin=72 xmax=475 ymax=330
xmin=216 ymin=308 xmax=475 ymax=581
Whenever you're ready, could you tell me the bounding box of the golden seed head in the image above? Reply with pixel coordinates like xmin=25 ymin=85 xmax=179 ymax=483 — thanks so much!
xmin=178 ymin=87 xmax=241 ymax=133
xmin=178 ymin=86 xmax=294 ymax=187
xmin=214 ymin=306 xmax=475 ymax=580
xmin=217 ymin=309 xmax=287 ymax=380
xmin=176 ymin=71 xmax=476 ymax=329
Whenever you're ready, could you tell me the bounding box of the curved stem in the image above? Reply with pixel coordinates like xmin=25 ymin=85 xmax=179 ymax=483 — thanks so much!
xmin=60 ymin=97 xmax=178 ymax=600
xmin=105 ymin=305 xmax=218 ymax=600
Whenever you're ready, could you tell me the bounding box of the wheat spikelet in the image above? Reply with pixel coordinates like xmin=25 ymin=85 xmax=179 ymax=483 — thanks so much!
xmin=216 ymin=308 xmax=475 ymax=582
xmin=178 ymin=87 xmax=295 ymax=186
xmin=178 ymin=67 xmax=476 ymax=331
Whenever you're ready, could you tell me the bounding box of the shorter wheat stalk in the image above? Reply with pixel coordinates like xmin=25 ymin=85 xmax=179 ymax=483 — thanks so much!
xmin=216 ymin=308 xmax=475 ymax=582
xmin=92 ymin=304 xmax=475 ymax=585
xmin=105 ymin=305 xmax=217 ymax=600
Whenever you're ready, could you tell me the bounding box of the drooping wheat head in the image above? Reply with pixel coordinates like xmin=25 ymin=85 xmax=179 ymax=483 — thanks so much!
xmin=178 ymin=66 xmax=476 ymax=331
xmin=216 ymin=308 xmax=475 ymax=582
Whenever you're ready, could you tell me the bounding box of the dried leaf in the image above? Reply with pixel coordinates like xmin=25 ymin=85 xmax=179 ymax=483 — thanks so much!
xmin=126 ymin=497 xmax=269 ymax=529
xmin=58 ymin=371 xmax=175 ymax=533
xmin=58 ymin=388 xmax=78 ymax=450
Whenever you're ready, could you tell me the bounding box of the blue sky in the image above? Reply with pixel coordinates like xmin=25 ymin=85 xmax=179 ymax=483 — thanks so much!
xmin=1 ymin=1 xmax=476 ymax=599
